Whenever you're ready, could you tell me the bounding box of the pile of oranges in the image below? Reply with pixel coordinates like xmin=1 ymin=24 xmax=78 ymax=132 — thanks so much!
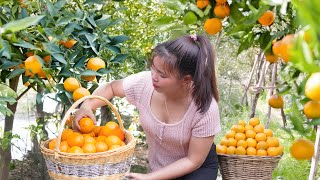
xmin=48 ymin=118 xmax=126 ymax=154
xmin=216 ymin=117 xmax=283 ymax=156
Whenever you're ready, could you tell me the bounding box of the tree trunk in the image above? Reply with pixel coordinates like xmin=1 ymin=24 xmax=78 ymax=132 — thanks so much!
xmin=0 ymin=76 xmax=19 ymax=180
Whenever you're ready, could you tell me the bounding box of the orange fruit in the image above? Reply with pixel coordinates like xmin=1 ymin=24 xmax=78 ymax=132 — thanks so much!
xmin=95 ymin=141 xmax=108 ymax=152
xmin=267 ymin=147 xmax=279 ymax=156
xmin=99 ymin=122 xmax=119 ymax=137
xmin=272 ymin=40 xmax=282 ymax=57
xmin=204 ymin=18 xmax=222 ymax=35
xmin=278 ymin=145 xmax=284 ymax=155
xmin=226 ymin=146 xmax=236 ymax=155
xmin=59 ymin=141 xmax=70 ymax=152
xmin=43 ymin=55 xmax=51 ymax=64
xmin=234 ymin=133 xmax=246 ymax=141
xmin=256 ymin=141 xmax=268 ymax=150
xmin=79 ymin=117 xmax=95 ymax=134
xmin=214 ymin=3 xmax=230 ymax=18
xmin=37 ymin=69 xmax=47 ymax=78
xmin=245 ymin=130 xmax=256 ymax=139
xmin=290 ymin=138 xmax=314 ymax=160
xmin=105 ymin=135 xmax=122 ymax=147
xmin=238 ymin=120 xmax=246 ymax=126
xmin=305 ymin=73 xmax=320 ymax=101
xmin=268 ymin=94 xmax=284 ymax=109
xmin=73 ymin=87 xmax=91 ymax=101
xmin=245 ymin=124 xmax=254 ymax=131
xmin=246 ymin=147 xmax=257 ymax=155
xmin=196 ymin=0 xmax=210 ymax=9
xmin=105 ymin=121 xmax=119 ymax=128
xmin=63 ymin=77 xmax=80 ymax=92
xmin=24 ymin=55 xmax=42 ymax=77
xmin=237 ymin=140 xmax=248 ymax=149
xmin=120 ymin=141 xmax=126 ymax=146
xmin=264 ymin=129 xmax=273 ymax=137
xmin=257 ymin=149 xmax=268 ymax=156
xmin=84 ymin=136 xmax=96 ymax=144
xmin=266 ymin=137 xmax=279 ymax=147
xmin=265 ymin=53 xmax=278 ymax=64
xmin=234 ymin=125 xmax=245 ymax=133
xmin=225 ymin=130 xmax=236 ymax=138
xmin=67 ymin=132 xmax=84 ymax=148
xmin=258 ymin=10 xmax=274 ymax=26
xmin=235 ymin=146 xmax=246 ymax=155
xmin=246 ymin=138 xmax=257 ymax=148
xmin=96 ymin=136 xmax=107 ymax=142
xmin=48 ymin=138 xmax=57 ymax=150
xmin=253 ymin=124 xmax=265 ymax=133
xmin=68 ymin=146 xmax=84 ymax=153
xmin=82 ymin=143 xmax=97 ymax=153
xmin=87 ymin=57 xmax=106 ymax=71
xmin=93 ymin=126 xmax=102 ymax=137
xmin=216 ymin=145 xmax=227 ymax=154
xmin=81 ymin=75 xmax=96 ymax=81
xmin=63 ymin=39 xmax=77 ymax=49
xmin=220 ymin=137 xmax=229 ymax=146
xmin=227 ymin=138 xmax=237 ymax=147
xmin=83 ymin=132 xmax=95 ymax=137
xmin=112 ymin=128 xmax=125 ymax=141
xmin=25 ymin=51 xmax=34 ymax=57
xmin=108 ymin=144 xmax=121 ymax=151
xmin=255 ymin=133 xmax=267 ymax=142
xmin=303 ymin=100 xmax=320 ymax=119
xmin=279 ymin=34 xmax=295 ymax=63
xmin=61 ymin=129 xmax=73 ymax=141
xmin=249 ymin=117 xmax=260 ymax=127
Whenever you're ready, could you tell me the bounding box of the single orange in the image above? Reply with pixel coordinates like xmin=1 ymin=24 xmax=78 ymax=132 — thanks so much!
xmin=255 ymin=133 xmax=267 ymax=142
xmin=226 ymin=146 xmax=236 ymax=155
xmin=237 ymin=140 xmax=248 ymax=149
xmin=204 ymin=18 xmax=222 ymax=35
xmin=67 ymin=132 xmax=84 ymax=148
xmin=246 ymin=138 xmax=257 ymax=148
xmin=248 ymin=117 xmax=260 ymax=127
xmin=82 ymin=143 xmax=97 ymax=153
xmin=61 ymin=129 xmax=74 ymax=141
xmin=264 ymin=129 xmax=273 ymax=137
xmin=105 ymin=135 xmax=122 ymax=147
xmin=220 ymin=137 xmax=229 ymax=146
xmin=68 ymin=146 xmax=84 ymax=153
xmin=196 ymin=0 xmax=210 ymax=9
xmin=258 ymin=10 xmax=274 ymax=26
xmin=87 ymin=57 xmax=106 ymax=71
xmin=108 ymin=144 xmax=121 ymax=151
xmin=253 ymin=124 xmax=265 ymax=133
xmin=234 ymin=133 xmax=246 ymax=141
xmin=43 ymin=55 xmax=51 ymax=64
xmin=84 ymin=136 xmax=96 ymax=144
xmin=268 ymin=94 xmax=284 ymax=109
xmin=63 ymin=77 xmax=80 ymax=92
xmin=227 ymin=138 xmax=237 ymax=147
xmin=303 ymin=100 xmax=320 ymax=119
xmin=73 ymin=87 xmax=91 ymax=101
xmin=305 ymin=72 xmax=320 ymax=101
xmin=246 ymin=147 xmax=257 ymax=156
xmin=63 ymin=39 xmax=77 ymax=49
xmin=112 ymin=128 xmax=125 ymax=141
xmin=225 ymin=130 xmax=236 ymax=139
xmin=95 ymin=141 xmax=109 ymax=152
xmin=93 ymin=126 xmax=102 ymax=137
xmin=216 ymin=145 xmax=227 ymax=154
xmin=81 ymin=75 xmax=96 ymax=81
xmin=266 ymin=137 xmax=279 ymax=147
xmin=79 ymin=117 xmax=95 ymax=134
xmin=48 ymin=138 xmax=57 ymax=150
xmin=96 ymin=136 xmax=107 ymax=142
xmin=256 ymin=141 xmax=268 ymax=150
xmin=214 ymin=3 xmax=230 ymax=18
xmin=24 ymin=55 xmax=42 ymax=77
xmin=59 ymin=141 xmax=70 ymax=152
xmin=257 ymin=149 xmax=268 ymax=156
xmin=290 ymin=138 xmax=314 ymax=160
xmin=245 ymin=130 xmax=256 ymax=139
xmin=235 ymin=146 xmax=246 ymax=155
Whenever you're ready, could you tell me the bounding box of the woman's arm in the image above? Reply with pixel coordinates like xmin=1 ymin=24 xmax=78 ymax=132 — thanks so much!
xmin=128 ymin=136 xmax=214 ymax=180
xmin=73 ymin=79 xmax=125 ymax=129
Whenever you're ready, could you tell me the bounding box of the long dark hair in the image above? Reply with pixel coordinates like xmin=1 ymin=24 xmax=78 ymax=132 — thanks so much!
xmin=150 ymin=35 xmax=219 ymax=113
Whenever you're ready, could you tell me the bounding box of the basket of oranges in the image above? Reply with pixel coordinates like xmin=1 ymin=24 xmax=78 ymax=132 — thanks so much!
xmin=40 ymin=95 xmax=136 ymax=180
xmin=216 ymin=117 xmax=282 ymax=180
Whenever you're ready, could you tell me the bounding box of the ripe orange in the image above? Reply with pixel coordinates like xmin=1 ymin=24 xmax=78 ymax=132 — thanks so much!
xmin=237 ymin=140 xmax=248 ymax=149
xmin=214 ymin=3 xmax=230 ymax=18
xmin=245 ymin=124 xmax=254 ymax=131
xmin=249 ymin=117 xmax=260 ymax=127
xmin=227 ymin=138 xmax=237 ymax=147
xmin=84 ymin=136 xmax=96 ymax=144
xmin=216 ymin=145 xmax=227 ymax=154
xmin=238 ymin=120 xmax=246 ymax=126
xmin=234 ymin=125 xmax=245 ymax=133
xmin=290 ymin=138 xmax=314 ymax=160
xmin=99 ymin=122 xmax=120 ymax=137
xmin=95 ymin=141 xmax=108 ymax=152
xmin=81 ymin=75 xmax=96 ymax=81
xmin=59 ymin=141 xmax=70 ymax=152
xmin=48 ymin=138 xmax=57 ymax=150
xmin=305 ymin=72 xmax=320 ymax=101
xmin=73 ymin=87 xmax=91 ymax=101
xmin=234 ymin=133 xmax=246 ymax=141
xmin=268 ymin=94 xmax=284 ymax=109
xmin=25 ymin=51 xmax=34 ymax=57
xmin=61 ymin=129 xmax=73 ymax=141
xmin=246 ymin=138 xmax=257 ymax=148
xmin=63 ymin=39 xmax=77 ymax=49
xmin=235 ymin=146 xmax=246 ymax=155
xmin=225 ymin=130 xmax=236 ymax=138
xmin=87 ymin=57 xmax=106 ymax=71
xmin=265 ymin=53 xmax=278 ymax=64
xmin=253 ymin=124 xmax=265 ymax=133
xmin=112 ymin=128 xmax=125 ymax=141
xmin=267 ymin=147 xmax=279 ymax=156
xmin=247 ymin=147 xmax=257 ymax=155
xmin=257 ymin=149 xmax=267 ymax=156
xmin=24 ymin=55 xmax=42 ymax=77
xmin=67 ymin=132 xmax=84 ymax=148
xmin=266 ymin=137 xmax=279 ymax=147
xmin=220 ymin=137 xmax=229 ymax=146
xmin=264 ymin=129 xmax=273 ymax=137
xmin=204 ymin=18 xmax=222 ymax=35
xmin=303 ymin=100 xmax=320 ymax=119
xmin=79 ymin=117 xmax=95 ymax=134
xmin=255 ymin=133 xmax=267 ymax=142
xmin=63 ymin=77 xmax=80 ymax=92
xmin=226 ymin=146 xmax=236 ymax=155
xmin=96 ymin=136 xmax=107 ymax=142
xmin=245 ymin=130 xmax=256 ymax=139
xmin=278 ymin=34 xmax=295 ymax=63
xmin=43 ymin=55 xmax=51 ymax=64
xmin=258 ymin=10 xmax=274 ymax=26
xmin=272 ymin=40 xmax=282 ymax=57
xmin=196 ymin=0 xmax=210 ymax=9
xmin=82 ymin=143 xmax=97 ymax=153
xmin=68 ymin=146 xmax=84 ymax=153
xmin=93 ymin=126 xmax=102 ymax=137
xmin=256 ymin=141 xmax=268 ymax=150
xmin=105 ymin=135 xmax=122 ymax=147
xmin=108 ymin=144 xmax=121 ymax=151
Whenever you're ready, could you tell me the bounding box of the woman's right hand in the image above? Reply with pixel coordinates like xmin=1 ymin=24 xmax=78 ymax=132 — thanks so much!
xmin=73 ymin=106 xmax=97 ymax=132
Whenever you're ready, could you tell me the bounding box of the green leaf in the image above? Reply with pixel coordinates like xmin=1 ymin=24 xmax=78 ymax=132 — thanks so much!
xmin=52 ymin=53 xmax=67 ymax=64
xmin=6 ymin=69 xmax=24 ymax=80
xmin=306 ymin=118 xmax=320 ymax=125
xmin=85 ymin=33 xmax=98 ymax=55
xmin=2 ymin=16 xmax=45 ymax=34
xmin=46 ymin=1 xmax=57 ymax=17
xmin=106 ymin=45 xmax=121 ymax=54
xmin=0 ymin=84 xmax=17 ymax=99
xmin=111 ymin=54 xmax=128 ymax=63
xmin=0 ymin=104 xmax=14 ymax=117
xmin=80 ymin=70 xmax=102 ymax=76
xmin=189 ymin=4 xmax=204 ymax=18
xmin=151 ymin=16 xmax=176 ymax=26
xmin=110 ymin=35 xmax=129 ymax=45
xmin=84 ymin=0 xmax=105 ymax=4
xmin=13 ymin=40 xmax=41 ymax=50
xmin=96 ymin=15 xmax=112 ymax=31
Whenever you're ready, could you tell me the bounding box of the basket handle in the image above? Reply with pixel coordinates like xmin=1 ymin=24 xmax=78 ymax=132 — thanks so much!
xmin=54 ymin=95 xmax=124 ymax=153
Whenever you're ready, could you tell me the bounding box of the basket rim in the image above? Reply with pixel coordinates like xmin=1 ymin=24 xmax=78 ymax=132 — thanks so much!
xmin=217 ymin=153 xmax=283 ymax=160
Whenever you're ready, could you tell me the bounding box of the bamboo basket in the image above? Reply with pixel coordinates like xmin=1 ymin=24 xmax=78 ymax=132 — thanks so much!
xmin=40 ymin=95 xmax=136 ymax=180
xmin=217 ymin=154 xmax=282 ymax=180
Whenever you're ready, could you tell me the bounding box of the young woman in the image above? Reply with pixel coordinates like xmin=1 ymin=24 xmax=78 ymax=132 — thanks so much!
xmin=73 ymin=35 xmax=221 ymax=180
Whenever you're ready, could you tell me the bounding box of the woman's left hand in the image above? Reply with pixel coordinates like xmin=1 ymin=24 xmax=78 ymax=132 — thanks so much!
xmin=126 ymin=172 xmax=151 ymax=180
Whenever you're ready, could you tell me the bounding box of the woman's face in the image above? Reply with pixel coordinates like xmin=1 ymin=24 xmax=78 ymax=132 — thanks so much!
xmin=151 ymin=56 xmax=186 ymax=94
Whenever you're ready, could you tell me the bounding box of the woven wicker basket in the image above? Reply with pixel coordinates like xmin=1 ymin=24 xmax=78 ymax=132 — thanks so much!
xmin=217 ymin=153 xmax=282 ymax=180
xmin=40 ymin=95 xmax=136 ymax=180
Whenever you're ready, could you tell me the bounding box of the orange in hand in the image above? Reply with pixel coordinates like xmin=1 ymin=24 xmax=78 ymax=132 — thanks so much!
xmin=79 ymin=117 xmax=95 ymax=134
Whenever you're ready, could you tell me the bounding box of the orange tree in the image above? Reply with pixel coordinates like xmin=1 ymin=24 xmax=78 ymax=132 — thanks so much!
xmin=0 ymin=0 xmax=128 ymax=178
xmin=156 ymin=0 xmax=319 ymax=162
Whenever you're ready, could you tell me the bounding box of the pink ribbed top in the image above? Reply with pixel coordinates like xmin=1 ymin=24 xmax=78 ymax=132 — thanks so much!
xmin=123 ymin=71 xmax=221 ymax=172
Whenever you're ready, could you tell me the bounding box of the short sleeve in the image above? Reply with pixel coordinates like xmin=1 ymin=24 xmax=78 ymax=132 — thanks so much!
xmin=192 ymin=100 xmax=221 ymax=137
xmin=123 ymin=71 xmax=150 ymax=107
